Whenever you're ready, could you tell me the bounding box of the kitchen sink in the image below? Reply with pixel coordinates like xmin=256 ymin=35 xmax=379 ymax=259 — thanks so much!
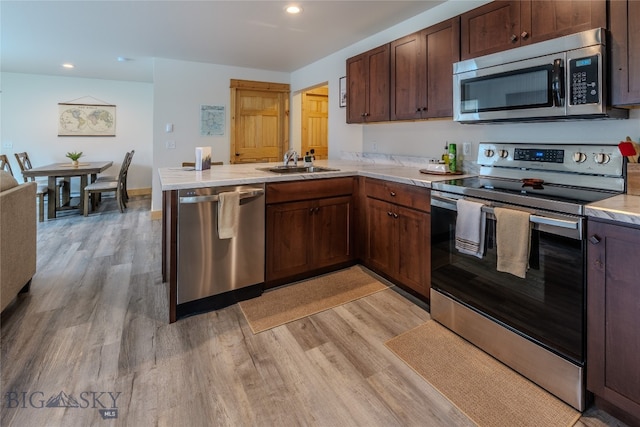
xmin=259 ymin=165 xmax=340 ymax=174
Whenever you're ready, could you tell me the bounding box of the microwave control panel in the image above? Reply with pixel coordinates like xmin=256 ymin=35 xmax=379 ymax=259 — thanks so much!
xmin=569 ymin=55 xmax=599 ymax=105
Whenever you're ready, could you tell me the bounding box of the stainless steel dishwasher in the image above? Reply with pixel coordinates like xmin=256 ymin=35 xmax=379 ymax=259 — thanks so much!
xmin=176 ymin=184 xmax=265 ymax=317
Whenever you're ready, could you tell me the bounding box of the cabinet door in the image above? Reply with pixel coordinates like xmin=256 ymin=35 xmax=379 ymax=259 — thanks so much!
xmin=424 ymin=18 xmax=460 ymax=118
xmin=390 ymin=32 xmax=424 ymax=120
xmin=266 ymin=201 xmax=313 ymax=284
xmin=523 ymin=0 xmax=605 ymax=45
xmin=610 ymin=0 xmax=640 ymax=106
xmin=365 ymin=198 xmax=395 ymax=274
xmin=460 ymin=1 xmax=521 ymax=60
xmin=587 ymin=221 xmax=640 ymax=421
xmin=396 ymin=206 xmax=430 ymax=298
xmin=346 ymin=52 xmax=368 ymax=123
xmin=366 ymin=44 xmax=391 ymax=122
xmin=313 ymin=196 xmax=352 ymax=269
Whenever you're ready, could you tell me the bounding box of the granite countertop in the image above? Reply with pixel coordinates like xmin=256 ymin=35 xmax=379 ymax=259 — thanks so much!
xmin=158 ymin=159 xmax=472 ymax=191
xmin=586 ymin=194 xmax=640 ymax=226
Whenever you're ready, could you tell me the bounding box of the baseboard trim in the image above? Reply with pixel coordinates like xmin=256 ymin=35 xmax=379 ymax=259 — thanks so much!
xmin=150 ymin=210 xmax=162 ymax=220
xmin=128 ymin=187 xmax=151 ymax=197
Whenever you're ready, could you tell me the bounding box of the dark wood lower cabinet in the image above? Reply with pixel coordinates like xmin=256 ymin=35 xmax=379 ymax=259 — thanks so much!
xmin=265 ymin=178 xmax=355 ymax=287
xmin=364 ymin=178 xmax=430 ymax=300
xmin=587 ymin=219 xmax=640 ymax=426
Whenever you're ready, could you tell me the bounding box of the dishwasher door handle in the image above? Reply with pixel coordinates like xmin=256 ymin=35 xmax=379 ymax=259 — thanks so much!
xmin=179 ymin=188 xmax=264 ymax=204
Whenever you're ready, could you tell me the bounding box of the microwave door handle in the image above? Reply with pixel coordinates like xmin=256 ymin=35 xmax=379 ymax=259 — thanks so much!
xmin=552 ymin=58 xmax=564 ymax=107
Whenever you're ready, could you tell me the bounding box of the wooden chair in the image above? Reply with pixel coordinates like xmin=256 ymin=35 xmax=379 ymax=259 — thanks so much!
xmin=95 ymin=150 xmax=134 ymax=202
xmin=14 ymin=152 xmax=51 ymax=222
xmin=0 ymin=154 xmax=14 ymax=176
xmin=83 ymin=151 xmax=132 ymax=216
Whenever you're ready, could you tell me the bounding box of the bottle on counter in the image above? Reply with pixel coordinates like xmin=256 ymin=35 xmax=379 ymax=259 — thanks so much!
xmin=442 ymin=145 xmax=450 ymax=171
xmin=448 ymin=143 xmax=457 ymax=172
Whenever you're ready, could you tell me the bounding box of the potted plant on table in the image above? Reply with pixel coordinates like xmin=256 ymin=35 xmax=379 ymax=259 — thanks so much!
xmin=66 ymin=151 xmax=83 ymax=167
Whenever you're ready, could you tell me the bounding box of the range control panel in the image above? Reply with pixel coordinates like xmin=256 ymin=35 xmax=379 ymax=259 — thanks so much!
xmin=477 ymin=143 xmax=623 ymax=179
xmin=514 ymin=148 xmax=564 ymax=163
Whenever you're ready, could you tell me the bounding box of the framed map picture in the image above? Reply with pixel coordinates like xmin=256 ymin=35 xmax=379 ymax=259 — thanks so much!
xmin=200 ymin=105 xmax=225 ymax=136
xmin=58 ymin=103 xmax=116 ymax=136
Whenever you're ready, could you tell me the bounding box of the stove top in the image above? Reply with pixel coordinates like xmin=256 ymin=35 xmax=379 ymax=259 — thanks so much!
xmin=431 ymin=143 xmax=625 ymax=215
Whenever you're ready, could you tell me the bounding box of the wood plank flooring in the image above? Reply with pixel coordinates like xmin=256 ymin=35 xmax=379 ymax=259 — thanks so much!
xmin=0 ymin=195 xmax=630 ymax=426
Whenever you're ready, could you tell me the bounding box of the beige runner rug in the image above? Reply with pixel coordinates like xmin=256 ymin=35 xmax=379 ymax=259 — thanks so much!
xmin=239 ymin=266 xmax=388 ymax=334
xmin=385 ymin=321 xmax=581 ymax=427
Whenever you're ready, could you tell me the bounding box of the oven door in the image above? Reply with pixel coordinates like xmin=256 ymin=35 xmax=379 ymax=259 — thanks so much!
xmin=430 ymin=193 xmax=585 ymax=365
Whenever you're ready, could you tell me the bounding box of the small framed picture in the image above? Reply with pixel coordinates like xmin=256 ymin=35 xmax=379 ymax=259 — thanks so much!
xmin=339 ymin=76 xmax=347 ymax=108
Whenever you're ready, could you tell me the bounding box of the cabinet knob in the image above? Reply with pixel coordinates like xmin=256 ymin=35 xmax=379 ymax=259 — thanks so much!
xmin=393 ymin=213 xmax=398 ymax=219
xmin=390 ymin=191 xmax=396 ymax=197
xmin=521 ymin=31 xmax=529 ymax=40
xmin=387 ymin=211 xmax=393 ymax=216
xmin=589 ymin=235 xmax=601 ymax=245
xmin=510 ymin=34 xmax=518 ymax=43
xmin=235 ymin=152 xmax=240 ymax=156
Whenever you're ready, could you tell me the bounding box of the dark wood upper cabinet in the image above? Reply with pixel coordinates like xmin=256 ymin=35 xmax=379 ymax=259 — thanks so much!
xmin=390 ymin=18 xmax=460 ymax=120
xmin=460 ymin=0 xmax=606 ymax=60
xmin=346 ymin=44 xmax=390 ymax=123
xmin=610 ymin=0 xmax=640 ymax=106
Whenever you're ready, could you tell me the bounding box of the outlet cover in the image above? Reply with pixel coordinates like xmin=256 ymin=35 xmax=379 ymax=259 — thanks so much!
xmin=463 ymin=142 xmax=471 ymax=156
xmin=166 ymin=140 xmax=176 ymax=149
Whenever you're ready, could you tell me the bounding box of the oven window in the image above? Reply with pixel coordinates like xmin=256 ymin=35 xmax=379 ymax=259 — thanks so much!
xmin=460 ymin=65 xmax=553 ymax=113
xmin=431 ymin=205 xmax=584 ymax=364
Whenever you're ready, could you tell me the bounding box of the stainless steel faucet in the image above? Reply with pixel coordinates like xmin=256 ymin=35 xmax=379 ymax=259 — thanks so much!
xmin=283 ymin=149 xmax=298 ymax=166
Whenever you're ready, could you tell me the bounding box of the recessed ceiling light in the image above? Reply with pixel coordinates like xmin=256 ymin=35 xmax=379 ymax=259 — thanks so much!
xmin=62 ymin=63 xmax=74 ymax=69
xmin=285 ymin=5 xmax=302 ymax=14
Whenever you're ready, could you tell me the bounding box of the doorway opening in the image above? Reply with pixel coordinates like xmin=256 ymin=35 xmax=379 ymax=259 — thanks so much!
xmin=293 ymin=83 xmax=329 ymax=160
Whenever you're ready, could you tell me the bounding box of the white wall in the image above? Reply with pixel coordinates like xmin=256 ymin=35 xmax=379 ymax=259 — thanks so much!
xmin=0 ymin=73 xmax=153 ymax=192
xmin=151 ymin=58 xmax=290 ymax=211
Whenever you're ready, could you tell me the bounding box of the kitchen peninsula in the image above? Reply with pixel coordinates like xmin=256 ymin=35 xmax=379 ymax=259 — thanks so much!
xmin=159 ymin=159 xmax=472 ymax=323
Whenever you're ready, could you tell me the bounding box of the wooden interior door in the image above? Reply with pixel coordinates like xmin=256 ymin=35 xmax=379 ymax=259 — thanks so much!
xmin=301 ymin=86 xmax=328 ymax=159
xmin=230 ymin=79 xmax=289 ymax=164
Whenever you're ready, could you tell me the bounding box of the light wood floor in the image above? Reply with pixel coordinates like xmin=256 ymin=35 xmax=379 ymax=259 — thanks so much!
xmin=0 ymin=196 xmax=629 ymax=426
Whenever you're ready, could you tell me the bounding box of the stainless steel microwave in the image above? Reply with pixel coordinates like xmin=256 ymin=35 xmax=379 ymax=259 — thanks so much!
xmin=453 ymin=28 xmax=628 ymax=123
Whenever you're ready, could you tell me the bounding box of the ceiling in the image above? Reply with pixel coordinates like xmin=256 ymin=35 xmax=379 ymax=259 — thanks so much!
xmin=1 ymin=1 xmax=444 ymax=83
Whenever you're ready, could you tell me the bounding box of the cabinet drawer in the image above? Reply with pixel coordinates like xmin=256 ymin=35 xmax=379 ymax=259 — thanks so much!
xmin=365 ymin=178 xmax=430 ymax=212
xmin=266 ymin=177 xmax=354 ymax=204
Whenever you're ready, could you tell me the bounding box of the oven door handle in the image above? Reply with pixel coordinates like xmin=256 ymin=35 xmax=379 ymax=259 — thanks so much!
xmin=431 ymin=194 xmax=582 ymax=238
xmin=529 ymin=214 xmax=578 ymax=230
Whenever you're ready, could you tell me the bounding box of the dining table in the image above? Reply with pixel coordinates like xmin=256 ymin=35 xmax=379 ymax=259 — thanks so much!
xmin=22 ymin=160 xmax=113 ymax=219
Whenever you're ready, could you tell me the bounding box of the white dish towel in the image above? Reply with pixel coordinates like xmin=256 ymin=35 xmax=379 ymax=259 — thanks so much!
xmin=455 ymin=199 xmax=486 ymax=258
xmin=217 ymin=191 xmax=240 ymax=239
